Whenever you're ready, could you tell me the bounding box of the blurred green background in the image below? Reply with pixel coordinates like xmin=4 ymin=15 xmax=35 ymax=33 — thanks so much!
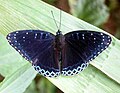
xmin=26 ymin=0 xmax=120 ymax=93
xmin=0 ymin=0 xmax=120 ymax=93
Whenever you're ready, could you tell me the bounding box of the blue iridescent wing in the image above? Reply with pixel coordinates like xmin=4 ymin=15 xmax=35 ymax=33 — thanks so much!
xmin=62 ymin=30 xmax=112 ymax=76
xmin=7 ymin=30 xmax=60 ymax=77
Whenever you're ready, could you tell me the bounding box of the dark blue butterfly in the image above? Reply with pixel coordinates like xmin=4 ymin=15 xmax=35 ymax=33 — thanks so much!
xmin=6 ymin=30 xmax=111 ymax=77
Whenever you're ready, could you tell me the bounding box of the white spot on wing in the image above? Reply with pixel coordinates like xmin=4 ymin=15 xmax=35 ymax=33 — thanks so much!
xmin=101 ymin=49 xmax=104 ymax=51
xmin=8 ymin=40 xmax=11 ymax=42
xmin=105 ymin=46 xmax=107 ymax=48
xmin=94 ymin=38 xmax=96 ymax=40
xmin=83 ymin=37 xmax=85 ymax=39
xmin=101 ymin=33 xmax=103 ymax=35
xmin=82 ymin=34 xmax=85 ymax=39
xmin=14 ymin=46 xmax=17 ymax=49
xmin=46 ymin=33 xmax=48 ymax=37
xmin=35 ymin=33 xmax=37 ymax=39
xmin=91 ymin=33 xmax=93 ymax=35
xmin=94 ymin=55 xmax=97 ymax=58
xmin=15 ymin=40 xmax=17 ymax=42
xmin=71 ymin=34 xmax=74 ymax=38
xmin=98 ymin=52 xmax=100 ymax=54
xmin=14 ymin=34 xmax=16 ymax=36
xmin=8 ymin=34 xmax=11 ymax=36
xmin=7 ymin=37 xmax=10 ymax=39
xmin=11 ymin=44 xmax=13 ymax=46
xmin=76 ymin=33 xmax=79 ymax=39
xmin=21 ymin=54 xmax=24 ymax=56
xmin=26 ymin=32 xmax=29 ymax=34
xmin=98 ymin=45 xmax=100 ymax=47
xmin=40 ymin=33 xmax=43 ymax=39
xmin=23 ymin=37 xmax=25 ymax=39
xmin=108 ymin=39 xmax=111 ymax=41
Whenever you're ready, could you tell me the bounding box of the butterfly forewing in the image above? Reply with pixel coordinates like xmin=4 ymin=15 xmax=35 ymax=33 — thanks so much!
xmin=62 ymin=30 xmax=112 ymax=76
xmin=7 ymin=30 xmax=60 ymax=77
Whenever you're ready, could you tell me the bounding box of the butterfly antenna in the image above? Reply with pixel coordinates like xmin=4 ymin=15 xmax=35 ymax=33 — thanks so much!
xmin=51 ymin=11 xmax=59 ymax=30
xmin=59 ymin=10 xmax=62 ymax=31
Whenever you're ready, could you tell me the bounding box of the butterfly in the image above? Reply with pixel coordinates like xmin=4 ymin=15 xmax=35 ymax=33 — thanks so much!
xmin=6 ymin=29 xmax=111 ymax=77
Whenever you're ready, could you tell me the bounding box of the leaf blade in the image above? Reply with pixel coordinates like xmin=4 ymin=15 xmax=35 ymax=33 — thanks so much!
xmin=0 ymin=0 xmax=120 ymax=93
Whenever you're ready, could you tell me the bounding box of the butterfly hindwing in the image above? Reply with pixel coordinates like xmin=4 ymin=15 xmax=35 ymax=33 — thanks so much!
xmin=7 ymin=30 xmax=60 ymax=77
xmin=62 ymin=30 xmax=112 ymax=76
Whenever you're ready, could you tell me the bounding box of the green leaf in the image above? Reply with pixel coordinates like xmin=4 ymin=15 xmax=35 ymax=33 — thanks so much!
xmin=0 ymin=33 xmax=28 ymax=76
xmin=69 ymin=0 xmax=109 ymax=26
xmin=24 ymin=80 xmax=38 ymax=93
xmin=0 ymin=34 xmax=37 ymax=92
xmin=42 ymin=0 xmax=56 ymax=5
xmin=0 ymin=63 xmax=37 ymax=93
xmin=0 ymin=0 xmax=120 ymax=93
xmin=37 ymin=77 xmax=56 ymax=93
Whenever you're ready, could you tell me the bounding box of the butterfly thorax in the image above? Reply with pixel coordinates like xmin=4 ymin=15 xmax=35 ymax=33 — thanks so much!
xmin=54 ymin=30 xmax=65 ymax=51
xmin=54 ymin=30 xmax=65 ymax=73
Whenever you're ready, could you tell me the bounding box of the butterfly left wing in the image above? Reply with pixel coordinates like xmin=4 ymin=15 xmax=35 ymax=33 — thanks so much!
xmin=7 ymin=30 xmax=60 ymax=77
xmin=62 ymin=30 xmax=112 ymax=76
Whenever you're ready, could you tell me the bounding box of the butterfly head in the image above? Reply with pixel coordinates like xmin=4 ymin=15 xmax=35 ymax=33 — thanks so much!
xmin=56 ymin=30 xmax=62 ymax=35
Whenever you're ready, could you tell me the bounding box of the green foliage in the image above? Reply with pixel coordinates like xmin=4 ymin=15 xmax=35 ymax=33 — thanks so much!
xmin=69 ymin=0 xmax=109 ymax=26
xmin=25 ymin=80 xmax=38 ymax=93
xmin=0 ymin=0 xmax=120 ymax=93
xmin=37 ymin=77 xmax=57 ymax=93
xmin=42 ymin=0 xmax=56 ymax=5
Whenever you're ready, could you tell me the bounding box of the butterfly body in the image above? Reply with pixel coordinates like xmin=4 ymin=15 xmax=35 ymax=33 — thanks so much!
xmin=7 ymin=30 xmax=112 ymax=77
xmin=54 ymin=30 xmax=67 ymax=74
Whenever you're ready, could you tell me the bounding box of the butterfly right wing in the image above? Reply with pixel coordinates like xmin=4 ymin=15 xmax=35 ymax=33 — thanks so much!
xmin=7 ymin=30 xmax=60 ymax=77
xmin=62 ymin=30 xmax=111 ymax=76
